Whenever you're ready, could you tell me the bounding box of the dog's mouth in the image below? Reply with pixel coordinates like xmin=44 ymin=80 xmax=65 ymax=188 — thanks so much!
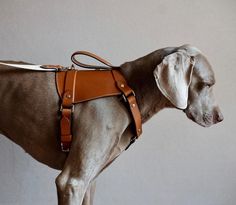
xmin=184 ymin=109 xmax=213 ymax=127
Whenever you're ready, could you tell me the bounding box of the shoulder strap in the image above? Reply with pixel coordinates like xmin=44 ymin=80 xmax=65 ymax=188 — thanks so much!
xmin=71 ymin=51 xmax=118 ymax=70
xmin=111 ymin=70 xmax=142 ymax=138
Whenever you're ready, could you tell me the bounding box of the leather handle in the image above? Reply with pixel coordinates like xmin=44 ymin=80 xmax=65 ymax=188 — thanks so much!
xmin=71 ymin=51 xmax=117 ymax=70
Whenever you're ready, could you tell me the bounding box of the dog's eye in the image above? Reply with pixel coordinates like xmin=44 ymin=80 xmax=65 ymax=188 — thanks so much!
xmin=196 ymin=83 xmax=205 ymax=90
xmin=196 ymin=82 xmax=211 ymax=91
xmin=204 ymin=82 xmax=214 ymax=88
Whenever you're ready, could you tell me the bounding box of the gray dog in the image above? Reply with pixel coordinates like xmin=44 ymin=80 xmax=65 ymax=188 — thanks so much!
xmin=0 ymin=45 xmax=223 ymax=205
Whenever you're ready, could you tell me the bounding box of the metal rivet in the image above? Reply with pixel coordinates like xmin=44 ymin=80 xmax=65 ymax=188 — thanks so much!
xmin=66 ymin=94 xmax=71 ymax=99
xmin=132 ymin=103 xmax=136 ymax=108
xmin=120 ymin=84 xmax=125 ymax=88
xmin=138 ymin=129 xmax=141 ymax=132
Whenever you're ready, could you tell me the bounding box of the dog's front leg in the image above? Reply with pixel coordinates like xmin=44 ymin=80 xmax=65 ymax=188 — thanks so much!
xmin=82 ymin=181 xmax=96 ymax=205
xmin=55 ymin=98 xmax=130 ymax=205
xmin=56 ymin=172 xmax=96 ymax=205
xmin=55 ymin=143 xmax=101 ymax=205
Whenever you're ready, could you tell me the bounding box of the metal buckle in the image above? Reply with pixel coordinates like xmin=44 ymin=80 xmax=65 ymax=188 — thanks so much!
xmin=122 ymin=94 xmax=127 ymax=102
xmin=125 ymin=136 xmax=137 ymax=150
xmin=60 ymin=104 xmax=75 ymax=112
xmin=122 ymin=90 xmax=135 ymax=102
xmin=57 ymin=66 xmax=69 ymax=72
xmin=61 ymin=143 xmax=70 ymax=152
xmin=56 ymin=65 xmax=75 ymax=72
xmin=68 ymin=64 xmax=75 ymax=70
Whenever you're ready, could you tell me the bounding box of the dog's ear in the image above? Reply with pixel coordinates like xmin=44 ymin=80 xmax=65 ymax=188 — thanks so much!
xmin=153 ymin=51 xmax=194 ymax=109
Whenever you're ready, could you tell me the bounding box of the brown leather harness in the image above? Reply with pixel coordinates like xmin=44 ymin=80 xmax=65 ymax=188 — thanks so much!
xmin=45 ymin=51 xmax=143 ymax=152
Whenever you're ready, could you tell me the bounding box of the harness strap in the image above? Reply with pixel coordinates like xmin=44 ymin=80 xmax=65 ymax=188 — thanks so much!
xmin=111 ymin=70 xmax=142 ymax=137
xmin=58 ymin=51 xmax=142 ymax=152
xmin=58 ymin=69 xmax=142 ymax=152
xmin=60 ymin=68 xmax=77 ymax=152
xmin=71 ymin=51 xmax=118 ymax=69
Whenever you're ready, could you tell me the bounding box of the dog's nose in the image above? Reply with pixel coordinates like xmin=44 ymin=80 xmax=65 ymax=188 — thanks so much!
xmin=217 ymin=112 xmax=224 ymax=122
xmin=214 ymin=108 xmax=224 ymax=123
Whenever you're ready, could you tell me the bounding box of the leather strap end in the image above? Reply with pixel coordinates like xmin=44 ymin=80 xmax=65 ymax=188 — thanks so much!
xmin=61 ymin=134 xmax=72 ymax=143
xmin=60 ymin=112 xmax=72 ymax=135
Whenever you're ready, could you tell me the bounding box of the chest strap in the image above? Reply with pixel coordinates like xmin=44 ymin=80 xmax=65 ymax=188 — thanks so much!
xmin=57 ymin=68 xmax=142 ymax=152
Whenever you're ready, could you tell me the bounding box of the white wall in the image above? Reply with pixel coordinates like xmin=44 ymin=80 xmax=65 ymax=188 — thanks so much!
xmin=0 ymin=0 xmax=235 ymax=205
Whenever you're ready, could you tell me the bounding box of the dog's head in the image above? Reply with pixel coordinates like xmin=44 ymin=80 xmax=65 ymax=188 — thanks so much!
xmin=153 ymin=45 xmax=223 ymax=127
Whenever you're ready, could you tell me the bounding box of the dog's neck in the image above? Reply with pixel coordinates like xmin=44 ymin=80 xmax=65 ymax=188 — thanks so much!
xmin=120 ymin=48 xmax=176 ymax=123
